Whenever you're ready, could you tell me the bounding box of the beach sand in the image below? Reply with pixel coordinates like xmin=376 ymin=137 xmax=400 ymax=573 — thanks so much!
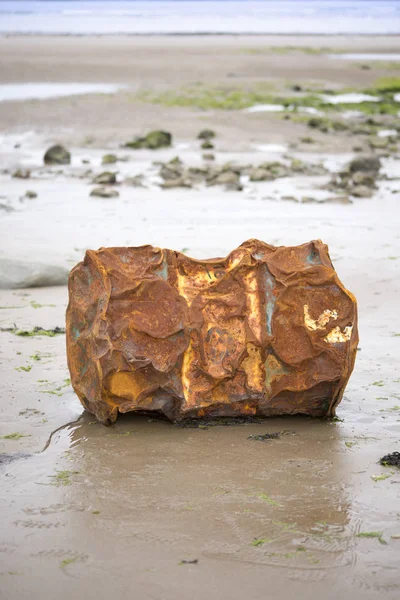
xmin=0 ymin=35 xmax=400 ymax=599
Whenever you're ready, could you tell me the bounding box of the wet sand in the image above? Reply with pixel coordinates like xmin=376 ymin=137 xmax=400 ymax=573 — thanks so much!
xmin=1 ymin=35 xmax=400 ymax=599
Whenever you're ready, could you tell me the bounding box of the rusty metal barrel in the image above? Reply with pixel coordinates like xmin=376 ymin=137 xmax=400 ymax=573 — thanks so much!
xmin=66 ymin=239 xmax=358 ymax=424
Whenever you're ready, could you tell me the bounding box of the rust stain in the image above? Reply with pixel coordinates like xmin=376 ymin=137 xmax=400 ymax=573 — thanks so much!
xmin=66 ymin=239 xmax=358 ymax=424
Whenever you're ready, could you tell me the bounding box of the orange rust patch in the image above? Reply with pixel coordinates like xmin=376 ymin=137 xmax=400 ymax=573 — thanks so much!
xmin=66 ymin=239 xmax=358 ymax=424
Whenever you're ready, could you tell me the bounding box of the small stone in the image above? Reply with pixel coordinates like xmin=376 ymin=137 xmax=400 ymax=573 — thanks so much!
xmin=24 ymin=190 xmax=37 ymax=199
xmin=301 ymin=196 xmax=318 ymax=203
xmin=44 ymin=144 xmax=71 ymax=165
xmin=308 ymin=118 xmax=328 ymax=133
xmin=249 ymin=168 xmax=272 ymax=182
xmin=351 ymin=171 xmax=376 ymax=187
xmin=12 ymin=168 xmax=30 ymax=179
xmin=348 ymin=155 xmax=381 ymax=174
xmin=290 ymin=158 xmax=306 ymax=173
xmin=124 ymin=174 xmax=145 ymax=187
xmin=124 ymin=130 xmax=172 ymax=150
xmin=292 ymin=84 xmax=302 ymax=92
xmin=102 ymin=154 xmax=118 ymax=165
xmin=160 ymin=178 xmax=192 ymax=189
xmin=369 ymin=136 xmax=389 ymax=150
xmin=160 ymin=164 xmax=184 ymax=181
xmin=203 ymin=153 xmax=215 ymax=161
xmin=281 ymin=195 xmax=298 ymax=202
xmin=225 ymin=182 xmax=243 ymax=192
xmin=201 ymin=140 xmax=214 ymax=150
xmin=90 ymin=187 xmax=119 ymax=198
xmin=212 ymin=171 xmax=240 ymax=186
xmin=187 ymin=167 xmax=209 ymax=182
xmin=92 ymin=172 xmax=117 ymax=185
xmin=327 ymin=195 xmax=352 ymax=204
xmin=168 ymin=156 xmax=183 ymax=165
xmin=198 ymin=129 xmax=216 ymax=140
xmin=351 ymin=185 xmax=374 ymax=198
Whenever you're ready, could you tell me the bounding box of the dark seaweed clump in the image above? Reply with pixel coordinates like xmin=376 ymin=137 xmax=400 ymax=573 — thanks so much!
xmin=379 ymin=452 xmax=400 ymax=468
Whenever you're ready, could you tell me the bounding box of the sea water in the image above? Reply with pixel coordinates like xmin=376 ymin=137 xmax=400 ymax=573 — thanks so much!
xmin=0 ymin=1 xmax=399 ymax=35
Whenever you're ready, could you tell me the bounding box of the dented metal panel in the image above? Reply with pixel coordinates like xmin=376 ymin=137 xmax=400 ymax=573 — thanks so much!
xmin=66 ymin=239 xmax=358 ymax=424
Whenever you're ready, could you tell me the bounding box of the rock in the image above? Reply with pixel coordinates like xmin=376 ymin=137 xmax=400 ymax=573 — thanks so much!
xmin=369 ymin=136 xmax=389 ymax=149
xmin=124 ymin=130 xmax=172 ymax=150
xmin=124 ymin=174 xmax=145 ymax=187
xmin=160 ymin=164 xmax=184 ymax=181
xmin=301 ymin=196 xmax=319 ymax=203
xmin=0 ymin=203 xmax=14 ymax=213
xmin=12 ymin=168 xmax=30 ymax=179
xmin=291 ymin=84 xmax=302 ymax=92
xmin=201 ymin=140 xmax=214 ymax=150
xmin=187 ymin=167 xmax=209 ymax=182
xmin=24 ymin=190 xmax=37 ymax=199
xmin=160 ymin=178 xmax=192 ymax=189
xmin=290 ymin=158 xmax=307 ymax=173
xmin=211 ymin=171 xmax=240 ymax=186
xmin=281 ymin=195 xmax=298 ymax=202
xmin=169 ymin=156 xmax=183 ymax=165
xmin=326 ymin=195 xmax=352 ymax=204
xmin=308 ymin=117 xmax=329 ymax=133
xmin=332 ymin=121 xmax=349 ymax=132
xmin=82 ymin=159 xmax=90 ymax=165
xmin=198 ymin=129 xmax=216 ymax=140
xmin=225 ymin=181 xmax=243 ymax=192
xmin=90 ymin=187 xmax=119 ymax=198
xmin=43 ymin=144 xmax=71 ymax=165
xmin=102 ymin=154 xmax=118 ymax=165
xmin=92 ymin=172 xmax=117 ymax=185
xmin=0 ymin=258 xmax=69 ymax=289
xmin=249 ymin=167 xmax=273 ymax=182
xmin=348 ymin=155 xmax=381 ymax=174
xmin=203 ymin=153 xmax=215 ymax=161
xmin=351 ymin=171 xmax=376 ymax=187
xmin=351 ymin=185 xmax=374 ymax=198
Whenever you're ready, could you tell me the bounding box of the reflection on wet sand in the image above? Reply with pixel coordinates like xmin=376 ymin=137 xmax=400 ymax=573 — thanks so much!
xmin=1 ymin=408 xmax=400 ymax=598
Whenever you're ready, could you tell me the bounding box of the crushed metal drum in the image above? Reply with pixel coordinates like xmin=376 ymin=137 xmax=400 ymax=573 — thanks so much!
xmin=66 ymin=239 xmax=358 ymax=424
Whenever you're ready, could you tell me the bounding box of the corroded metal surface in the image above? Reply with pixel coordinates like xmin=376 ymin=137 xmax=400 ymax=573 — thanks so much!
xmin=66 ymin=239 xmax=358 ymax=424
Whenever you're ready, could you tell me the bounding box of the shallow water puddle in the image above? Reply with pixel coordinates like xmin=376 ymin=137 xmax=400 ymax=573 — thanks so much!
xmin=329 ymin=53 xmax=400 ymax=61
xmin=320 ymin=93 xmax=381 ymax=105
xmin=0 ymin=83 xmax=124 ymax=102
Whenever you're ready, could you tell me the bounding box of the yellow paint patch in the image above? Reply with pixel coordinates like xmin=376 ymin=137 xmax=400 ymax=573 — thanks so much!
xmin=242 ymin=343 xmax=264 ymax=392
xmin=177 ymin=268 xmax=217 ymax=307
xmin=325 ymin=325 xmax=353 ymax=344
xmin=304 ymin=304 xmax=338 ymax=331
xmin=243 ymin=269 xmax=262 ymax=344
xmin=181 ymin=338 xmax=195 ymax=407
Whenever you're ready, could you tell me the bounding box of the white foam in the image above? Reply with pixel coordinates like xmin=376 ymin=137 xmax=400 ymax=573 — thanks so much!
xmin=394 ymin=93 xmax=400 ymax=102
xmin=0 ymin=83 xmax=123 ymax=103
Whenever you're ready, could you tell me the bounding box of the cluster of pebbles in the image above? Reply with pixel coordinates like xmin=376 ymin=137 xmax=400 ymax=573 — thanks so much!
xmin=5 ymin=133 xmax=388 ymax=203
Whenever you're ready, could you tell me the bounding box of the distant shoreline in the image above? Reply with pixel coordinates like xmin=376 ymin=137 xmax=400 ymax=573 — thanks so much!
xmin=2 ymin=32 xmax=400 ymax=37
